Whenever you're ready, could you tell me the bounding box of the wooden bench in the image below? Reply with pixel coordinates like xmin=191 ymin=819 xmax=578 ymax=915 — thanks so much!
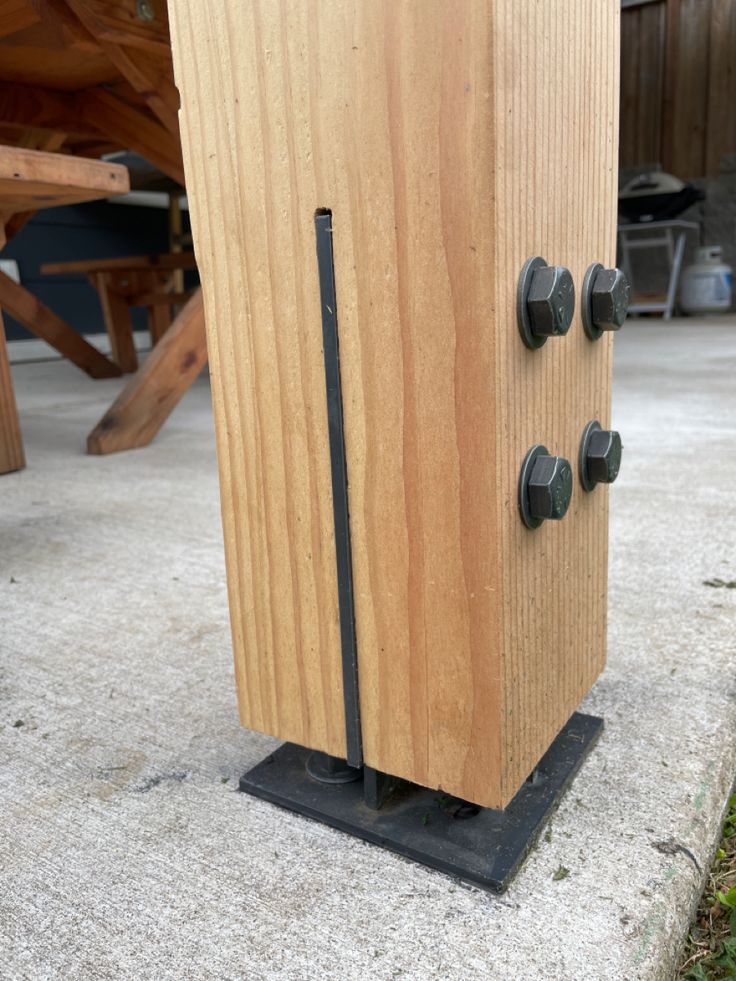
xmin=41 ymin=252 xmax=198 ymax=373
xmin=0 ymin=146 xmax=129 ymax=474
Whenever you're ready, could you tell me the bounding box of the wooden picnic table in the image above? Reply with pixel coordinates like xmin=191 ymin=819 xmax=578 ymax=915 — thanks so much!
xmin=0 ymin=145 xmax=128 ymax=473
xmin=0 ymin=0 xmax=207 ymax=460
xmin=41 ymin=250 xmax=197 ymax=373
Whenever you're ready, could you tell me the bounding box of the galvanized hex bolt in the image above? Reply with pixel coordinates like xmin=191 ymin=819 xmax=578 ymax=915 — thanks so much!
xmin=579 ymin=420 xmax=622 ymax=491
xmin=582 ymin=263 xmax=630 ymax=339
xmin=136 ymin=0 xmax=155 ymax=22
xmin=517 ymin=257 xmax=575 ymax=349
xmin=527 ymin=265 xmax=575 ymax=337
xmin=529 ymin=454 xmax=573 ymax=520
xmin=519 ymin=445 xmax=573 ymax=528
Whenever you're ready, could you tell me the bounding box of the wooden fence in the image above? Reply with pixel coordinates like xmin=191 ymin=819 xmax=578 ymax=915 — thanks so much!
xmin=620 ymin=0 xmax=736 ymax=178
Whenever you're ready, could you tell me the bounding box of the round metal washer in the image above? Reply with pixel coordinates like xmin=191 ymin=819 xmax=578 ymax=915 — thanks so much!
xmin=579 ymin=419 xmax=601 ymax=492
xmin=518 ymin=444 xmax=549 ymax=529
xmin=517 ymin=256 xmax=548 ymax=350
xmin=306 ymin=751 xmax=361 ymax=785
xmin=581 ymin=262 xmax=604 ymax=341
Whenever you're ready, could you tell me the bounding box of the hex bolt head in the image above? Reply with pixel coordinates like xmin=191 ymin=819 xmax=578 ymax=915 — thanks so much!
xmin=528 ymin=454 xmax=573 ymax=522
xmin=591 ymin=267 xmax=630 ymax=331
xmin=586 ymin=429 xmax=622 ymax=484
xmin=579 ymin=420 xmax=622 ymax=491
xmin=582 ymin=264 xmax=630 ymax=339
xmin=527 ymin=265 xmax=575 ymax=338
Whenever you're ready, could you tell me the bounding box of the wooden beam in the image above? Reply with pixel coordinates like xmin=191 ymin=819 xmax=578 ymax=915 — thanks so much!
xmin=0 ymin=82 xmax=91 ymax=136
xmin=64 ymin=0 xmax=180 ymax=136
xmin=0 ymin=224 xmax=23 ymax=473
xmin=0 ymin=315 xmax=24 ymax=474
xmin=0 ymin=0 xmax=41 ymax=40
xmin=66 ymin=0 xmax=171 ymax=55
xmin=132 ymin=289 xmax=191 ymax=306
xmin=0 ymin=310 xmax=24 ymax=474
xmin=77 ymin=87 xmax=184 ymax=185
xmin=33 ymin=0 xmax=103 ymax=54
xmin=87 ymin=289 xmax=207 ymax=454
xmin=3 ymin=210 xmax=34 ymax=241
xmin=0 ymin=270 xmax=121 ymax=379
xmin=146 ymin=297 xmax=171 ymax=343
xmin=15 ymin=130 xmax=68 ymax=153
xmin=42 ymin=251 xmax=196 ymax=275
xmin=109 ymin=48 xmax=181 ymax=137
xmin=92 ymin=271 xmax=138 ymax=373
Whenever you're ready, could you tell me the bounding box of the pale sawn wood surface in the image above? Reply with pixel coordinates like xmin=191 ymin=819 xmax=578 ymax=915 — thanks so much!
xmin=170 ymin=0 xmax=620 ymax=808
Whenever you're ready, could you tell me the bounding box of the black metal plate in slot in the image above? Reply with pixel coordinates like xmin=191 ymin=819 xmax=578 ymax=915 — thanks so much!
xmin=239 ymin=711 xmax=603 ymax=893
xmin=314 ymin=211 xmax=362 ymax=768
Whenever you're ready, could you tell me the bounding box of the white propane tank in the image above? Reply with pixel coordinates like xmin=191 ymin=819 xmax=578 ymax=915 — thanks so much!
xmin=680 ymin=246 xmax=733 ymax=314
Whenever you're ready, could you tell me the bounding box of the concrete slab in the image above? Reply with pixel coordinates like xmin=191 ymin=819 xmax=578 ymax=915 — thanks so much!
xmin=1 ymin=319 xmax=735 ymax=980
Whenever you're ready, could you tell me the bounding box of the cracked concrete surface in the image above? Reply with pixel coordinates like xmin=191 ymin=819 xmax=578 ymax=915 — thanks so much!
xmin=1 ymin=319 xmax=735 ymax=980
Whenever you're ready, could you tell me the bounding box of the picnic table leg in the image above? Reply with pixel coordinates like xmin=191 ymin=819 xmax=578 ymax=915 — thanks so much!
xmin=148 ymin=301 xmax=171 ymax=344
xmin=0 ymin=311 xmax=25 ymax=474
xmin=87 ymin=289 xmax=207 ymax=455
xmin=93 ymin=272 xmax=138 ymax=373
xmin=146 ymin=271 xmax=172 ymax=344
xmin=0 ymin=271 xmax=121 ymax=379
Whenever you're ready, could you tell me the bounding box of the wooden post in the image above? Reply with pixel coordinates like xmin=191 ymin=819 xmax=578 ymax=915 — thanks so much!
xmin=144 ymin=271 xmax=173 ymax=344
xmin=0 ymin=225 xmax=24 ymax=474
xmin=170 ymin=0 xmax=620 ymax=810
xmin=93 ymin=271 xmax=138 ymax=373
xmin=0 ymin=309 xmax=24 ymax=474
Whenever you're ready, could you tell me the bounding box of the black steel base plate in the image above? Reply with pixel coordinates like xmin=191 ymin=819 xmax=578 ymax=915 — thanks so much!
xmin=239 ymin=711 xmax=602 ymax=893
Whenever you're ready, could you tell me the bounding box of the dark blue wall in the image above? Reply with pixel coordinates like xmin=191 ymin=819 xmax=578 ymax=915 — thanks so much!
xmin=2 ymin=201 xmax=182 ymax=341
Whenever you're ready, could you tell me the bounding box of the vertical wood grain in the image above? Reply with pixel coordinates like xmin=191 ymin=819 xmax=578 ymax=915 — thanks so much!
xmin=170 ymin=0 xmax=619 ymax=808
xmin=94 ymin=272 xmax=138 ymax=373
xmin=622 ymin=0 xmax=736 ymax=178
xmin=672 ymin=0 xmax=712 ymax=178
xmin=661 ymin=0 xmax=682 ymax=174
xmin=492 ymin=0 xmax=619 ymax=802
xmin=637 ymin=3 xmax=666 ymax=165
xmin=620 ymin=1 xmax=666 ymax=168
xmin=706 ymin=0 xmax=736 ymax=174
xmin=0 ymin=223 xmax=24 ymax=475
xmin=661 ymin=0 xmax=714 ymax=178
xmin=170 ymin=1 xmax=348 ymax=756
xmin=0 ymin=310 xmax=24 ymax=474
xmin=327 ymin=1 xmax=502 ymax=797
xmin=620 ymin=6 xmax=642 ymax=167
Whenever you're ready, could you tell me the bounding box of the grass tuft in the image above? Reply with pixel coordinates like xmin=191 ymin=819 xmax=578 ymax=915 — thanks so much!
xmin=678 ymin=792 xmax=736 ymax=979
